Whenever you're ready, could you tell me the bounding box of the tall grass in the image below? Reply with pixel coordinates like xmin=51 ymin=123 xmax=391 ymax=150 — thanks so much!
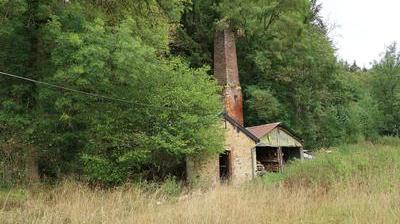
xmin=279 ymin=138 xmax=400 ymax=188
xmin=2 ymin=139 xmax=400 ymax=223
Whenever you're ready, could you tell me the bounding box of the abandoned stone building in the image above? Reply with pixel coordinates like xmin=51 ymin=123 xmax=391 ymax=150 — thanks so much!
xmin=186 ymin=28 xmax=304 ymax=186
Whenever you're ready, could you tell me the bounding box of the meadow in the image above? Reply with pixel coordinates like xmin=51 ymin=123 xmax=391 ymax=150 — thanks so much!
xmin=1 ymin=138 xmax=400 ymax=224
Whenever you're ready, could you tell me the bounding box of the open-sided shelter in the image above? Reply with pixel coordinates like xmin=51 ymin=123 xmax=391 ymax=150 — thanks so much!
xmin=247 ymin=123 xmax=304 ymax=173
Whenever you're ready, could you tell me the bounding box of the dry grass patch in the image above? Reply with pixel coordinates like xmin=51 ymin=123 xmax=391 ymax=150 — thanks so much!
xmin=1 ymin=179 xmax=400 ymax=224
xmin=2 ymin=139 xmax=400 ymax=223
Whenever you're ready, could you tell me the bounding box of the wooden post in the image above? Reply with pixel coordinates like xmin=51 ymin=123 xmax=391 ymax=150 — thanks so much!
xmin=251 ymin=147 xmax=257 ymax=178
xmin=300 ymin=147 xmax=304 ymax=160
xmin=277 ymin=147 xmax=283 ymax=172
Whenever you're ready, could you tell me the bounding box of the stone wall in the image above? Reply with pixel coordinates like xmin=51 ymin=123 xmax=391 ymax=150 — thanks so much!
xmin=224 ymin=120 xmax=255 ymax=185
xmin=187 ymin=119 xmax=256 ymax=187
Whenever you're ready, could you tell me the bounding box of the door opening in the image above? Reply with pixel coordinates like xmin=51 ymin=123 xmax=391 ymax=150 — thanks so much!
xmin=219 ymin=151 xmax=231 ymax=182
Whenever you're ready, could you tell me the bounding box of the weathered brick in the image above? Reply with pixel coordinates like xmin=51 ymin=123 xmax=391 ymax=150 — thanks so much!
xmin=214 ymin=28 xmax=244 ymax=126
xmin=186 ymin=28 xmax=256 ymax=187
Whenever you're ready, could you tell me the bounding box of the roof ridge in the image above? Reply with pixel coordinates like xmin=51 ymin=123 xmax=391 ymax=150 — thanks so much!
xmin=246 ymin=122 xmax=281 ymax=139
xmin=246 ymin=122 xmax=281 ymax=129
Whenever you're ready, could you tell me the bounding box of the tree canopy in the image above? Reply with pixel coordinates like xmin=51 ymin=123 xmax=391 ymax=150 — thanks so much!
xmin=0 ymin=0 xmax=222 ymax=185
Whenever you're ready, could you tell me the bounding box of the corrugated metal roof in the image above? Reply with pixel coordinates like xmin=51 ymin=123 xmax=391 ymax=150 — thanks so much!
xmin=246 ymin=123 xmax=281 ymax=139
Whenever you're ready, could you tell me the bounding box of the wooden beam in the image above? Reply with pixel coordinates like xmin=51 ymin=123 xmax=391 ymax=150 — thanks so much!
xmin=277 ymin=147 xmax=284 ymax=172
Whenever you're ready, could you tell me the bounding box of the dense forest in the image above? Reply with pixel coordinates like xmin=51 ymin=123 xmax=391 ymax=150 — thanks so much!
xmin=1 ymin=0 xmax=399 ymax=185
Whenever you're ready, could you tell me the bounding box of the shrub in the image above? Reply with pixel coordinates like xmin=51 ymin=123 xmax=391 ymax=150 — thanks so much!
xmin=0 ymin=144 xmax=27 ymax=187
xmin=158 ymin=176 xmax=183 ymax=197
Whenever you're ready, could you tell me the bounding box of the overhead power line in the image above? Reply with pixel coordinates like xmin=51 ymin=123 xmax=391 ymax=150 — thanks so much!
xmin=0 ymin=71 xmax=177 ymax=111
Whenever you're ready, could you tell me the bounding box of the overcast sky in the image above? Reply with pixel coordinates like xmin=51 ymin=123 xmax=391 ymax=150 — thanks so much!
xmin=319 ymin=0 xmax=399 ymax=68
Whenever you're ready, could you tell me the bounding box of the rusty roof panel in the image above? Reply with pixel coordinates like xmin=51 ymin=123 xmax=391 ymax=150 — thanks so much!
xmin=246 ymin=123 xmax=281 ymax=139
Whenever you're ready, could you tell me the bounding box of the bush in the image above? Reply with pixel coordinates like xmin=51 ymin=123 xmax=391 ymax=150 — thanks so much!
xmin=158 ymin=176 xmax=183 ymax=197
xmin=0 ymin=144 xmax=27 ymax=187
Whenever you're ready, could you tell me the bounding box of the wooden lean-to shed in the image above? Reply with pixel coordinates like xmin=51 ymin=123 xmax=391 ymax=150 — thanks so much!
xmin=247 ymin=123 xmax=304 ymax=174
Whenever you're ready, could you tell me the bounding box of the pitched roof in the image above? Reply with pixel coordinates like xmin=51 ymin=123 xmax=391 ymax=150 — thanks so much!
xmin=246 ymin=123 xmax=281 ymax=139
xmin=223 ymin=113 xmax=260 ymax=143
xmin=247 ymin=122 xmax=304 ymax=144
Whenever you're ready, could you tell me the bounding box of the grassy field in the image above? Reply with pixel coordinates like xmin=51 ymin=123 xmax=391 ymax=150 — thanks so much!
xmin=2 ymin=138 xmax=400 ymax=223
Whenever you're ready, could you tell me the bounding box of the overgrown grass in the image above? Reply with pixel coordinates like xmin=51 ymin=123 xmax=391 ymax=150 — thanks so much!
xmin=0 ymin=187 xmax=26 ymax=213
xmin=2 ymin=139 xmax=400 ymax=223
xmin=279 ymin=137 xmax=400 ymax=189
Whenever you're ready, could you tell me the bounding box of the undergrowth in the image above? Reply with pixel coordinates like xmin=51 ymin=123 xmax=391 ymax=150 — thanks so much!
xmin=2 ymin=138 xmax=400 ymax=223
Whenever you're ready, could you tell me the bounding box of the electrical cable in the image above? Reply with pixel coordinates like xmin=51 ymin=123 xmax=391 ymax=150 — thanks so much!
xmin=0 ymin=71 xmax=178 ymax=111
xmin=0 ymin=70 xmax=224 ymax=117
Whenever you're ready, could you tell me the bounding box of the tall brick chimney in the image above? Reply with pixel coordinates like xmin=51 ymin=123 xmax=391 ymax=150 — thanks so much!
xmin=214 ymin=28 xmax=244 ymax=125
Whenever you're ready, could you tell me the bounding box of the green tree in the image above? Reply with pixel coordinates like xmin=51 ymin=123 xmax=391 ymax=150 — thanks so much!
xmin=371 ymin=43 xmax=400 ymax=136
xmin=175 ymin=0 xmax=358 ymax=148
xmin=0 ymin=0 xmax=223 ymax=185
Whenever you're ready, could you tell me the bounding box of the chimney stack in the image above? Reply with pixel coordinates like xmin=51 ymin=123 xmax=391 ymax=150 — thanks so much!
xmin=214 ymin=28 xmax=244 ymax=126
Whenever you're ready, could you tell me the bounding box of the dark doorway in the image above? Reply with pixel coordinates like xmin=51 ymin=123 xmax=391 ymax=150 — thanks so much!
xmin=219 ymin=151 xmax=231 ymax=182
xmin=282 ymin=147 xmax=301 ymax=164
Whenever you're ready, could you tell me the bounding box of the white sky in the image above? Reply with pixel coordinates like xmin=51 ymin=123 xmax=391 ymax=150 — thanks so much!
xmin=319 ymin=0 xmax=400 ymax=68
